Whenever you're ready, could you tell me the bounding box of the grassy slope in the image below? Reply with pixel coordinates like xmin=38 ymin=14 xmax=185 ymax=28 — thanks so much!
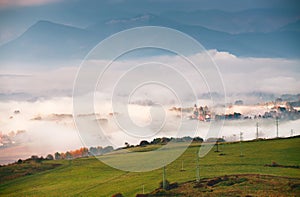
xmin=0 ymin=137 xmax=299 ymax=196
xmin=0 ymin=161 xmax=61 ymax=184
xmin=149 ymin=174 xmax=300 ymax=196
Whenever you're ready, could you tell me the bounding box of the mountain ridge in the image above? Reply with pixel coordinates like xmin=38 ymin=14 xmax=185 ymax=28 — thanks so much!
xmin=0 ymin=14 xmax=299 ymax=63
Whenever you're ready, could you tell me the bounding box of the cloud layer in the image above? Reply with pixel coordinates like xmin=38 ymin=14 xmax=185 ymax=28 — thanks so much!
xmin=0 ymin=50 xmax=299 ymax=102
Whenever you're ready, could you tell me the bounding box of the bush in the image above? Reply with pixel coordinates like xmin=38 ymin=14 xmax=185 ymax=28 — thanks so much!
xmin=151 ymin=189 xmax=174 ymax=195
xmin=112 ymin=193 xmax=123 ymax=197
xmin=206 ymin=138 xmax=225 ymax=143
xmin=46 ymin=154 xmax=54 ymax=160
xmin=140 ymin=140 xmax=150 ymax=147
xmin=159 ymin=179 xmax=170 ymax=190
xmin=158 ymin=180 xmax=178 ymax=191
xmin=136 ymin=194 xmax=148 ymax=197
xmin=168 ymin=182 xmax=178 ymax=190
xmin=207 ymin=177 xmax=222 ymax=186
xmin=192 ymin=137 xmax=204 ymax=143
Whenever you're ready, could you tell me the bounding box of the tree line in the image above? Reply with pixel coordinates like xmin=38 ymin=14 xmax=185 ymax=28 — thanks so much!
xmin=17 ymin=145 xmax=115 ymax=163
xmin=16 ymin=136 xmax=224 ymax=164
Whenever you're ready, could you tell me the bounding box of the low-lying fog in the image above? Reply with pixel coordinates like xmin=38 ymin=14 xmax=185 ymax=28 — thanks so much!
xmin=0 ymin=97 xmax=299 ymax=165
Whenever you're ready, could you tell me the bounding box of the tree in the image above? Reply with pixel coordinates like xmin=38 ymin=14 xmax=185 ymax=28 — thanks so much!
xmin=161 ymin=137 xmax=171 ymax=144
xmin=151 ymin=138 xmax=161 ymax=144
xmin=80 ymin=147 xmax=89 ymax=157
xmin=89 ymin=147 xmax=98 ymax=156
xmin=60 ymin=152 xmax=66 ymax=159
xmin=192 ymin=137 xmax=203 ymax=143
xmin=139 ymin=140 xmax=150 ymax=147
xmin=54 ymin=152 xmax=61 ymax=160
xmin=30 ymin=155 xmax=42 ymax=163
xmin=46 ymin=154 xmax=54 ymax=160
xmin=97 ymin=146 xmax=103 ymax=155
xmin=206 ymin=138 xmax=225 ymax=143
xmin=234 ymin=100 xmax=244 ymax=105
xmin=182 ymin=136 xmax=193 ymax=142
xmin=124 ymin=142 xmax=130 ymax=148
xmin=102 ymin=146 xmax=114 ymax=154
xmin=65 ymin=151 xmax=73 ymax=160
xmin=31 ymin=155 xmax=39 ymax=160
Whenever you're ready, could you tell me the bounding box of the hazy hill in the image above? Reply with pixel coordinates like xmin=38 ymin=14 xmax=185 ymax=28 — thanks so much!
xmin=0 ymin=20 xmax=97 ymax=62
xmin=279 ymin=20 xmax=300 ymax=32
xmin=0 ymin=13 xmax=299 ymax=63
xmin=161 ymin=8 xmax=300 ymax=34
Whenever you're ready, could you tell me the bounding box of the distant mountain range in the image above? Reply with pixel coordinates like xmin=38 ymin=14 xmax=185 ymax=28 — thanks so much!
xmin=161 ymin=9 xmax=300 ymax=34
xmin=0 ymin=12 xmax=299 ymax=63
xmin=279 ymin=20 xmax=300 ymax=32
xmin=0 ymin=20 xmax=98 ymax=63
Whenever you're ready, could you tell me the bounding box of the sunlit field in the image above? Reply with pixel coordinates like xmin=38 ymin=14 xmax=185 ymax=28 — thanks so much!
xmin=0 ymin=137 xmax=299 ymax=196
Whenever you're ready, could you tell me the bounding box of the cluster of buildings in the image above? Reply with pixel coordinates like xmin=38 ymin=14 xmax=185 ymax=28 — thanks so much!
xmin=262 ymin=103 xmax=300 ymax=120
xmin=190 ymin=104 xmax=212 ymax=121
xmin=187 ymin=100 xmax=300 ymax=122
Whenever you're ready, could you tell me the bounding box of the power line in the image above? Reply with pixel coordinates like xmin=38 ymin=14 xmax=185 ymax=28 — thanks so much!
xmin=196 ymin=151 xmax=200 ymax=182
xmin=256 ymin=122 xmax=258 ymax=139
xmin=162 ymin=166 xmax=166 ymax=189
xmin=240 ymin=132 xmax=243 ymax=157
xmin=276 ymin=117 xmax=279 ymax=138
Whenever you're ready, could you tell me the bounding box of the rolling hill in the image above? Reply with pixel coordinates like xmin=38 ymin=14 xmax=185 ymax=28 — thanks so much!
xmin=0 ymin=137 xmax=299 ymax=196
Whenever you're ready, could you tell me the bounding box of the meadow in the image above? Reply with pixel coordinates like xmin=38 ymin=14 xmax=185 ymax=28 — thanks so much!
xmin=0 ymin=137 xmax=299 ymax=196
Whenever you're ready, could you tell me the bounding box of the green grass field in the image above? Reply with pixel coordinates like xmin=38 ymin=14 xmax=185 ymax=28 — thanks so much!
xmin=0 ymin=137 xmax=299 ymax=196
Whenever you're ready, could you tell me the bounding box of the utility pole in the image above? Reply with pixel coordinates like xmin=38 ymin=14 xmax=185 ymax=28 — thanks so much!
xmin=162 ymin=166 xmax=166 ymax=189
xmin=222 ymin=136 xmax=225 ymax=151
xmin=215 ymin=140 xmax=219 ymax=152
xmin=196 ymin=151 xmax=200 ymax=182
xmin=291 ymin=129 xmax=293 ymax=137
xmin=256 ymin=122 xmax=259 ymax=139
xmin=276 ymin=117 xmax=279 ymax=138
xmin=240 ymin=132 xmax=243 ymax=157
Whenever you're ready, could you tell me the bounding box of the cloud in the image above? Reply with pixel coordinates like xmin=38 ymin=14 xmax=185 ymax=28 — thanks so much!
xmin=211 ymin=53 xmax=300 ymax=95
xmin=0 ymin=0 xmax=62 ymax=8
xmin=0 ymin=50 xmax=299 ymax=103
xmin=0 ymin=66 xmax=77 ymax=99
